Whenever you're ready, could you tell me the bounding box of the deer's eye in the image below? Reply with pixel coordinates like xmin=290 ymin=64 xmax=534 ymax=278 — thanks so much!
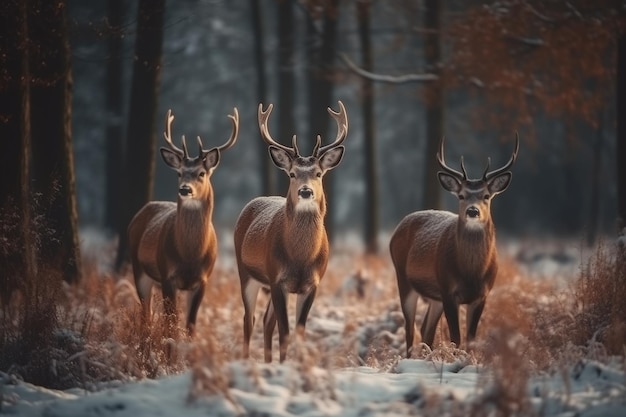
xmin=458 ymin=194 xmax=465 ymax=200
xmin=483 ymin=194 xmax=490 ymax=200
xmin=316 ymin=172 xmax=322 ymax=178
xmin=289 ymin=172 xmax=296 ymax=178
xmin=199 ymin=171 xmax=206 ymax=178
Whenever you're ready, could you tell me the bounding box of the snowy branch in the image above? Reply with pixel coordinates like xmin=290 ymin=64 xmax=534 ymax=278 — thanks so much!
xmin=338 ymin=53 xmax=438 ymax=84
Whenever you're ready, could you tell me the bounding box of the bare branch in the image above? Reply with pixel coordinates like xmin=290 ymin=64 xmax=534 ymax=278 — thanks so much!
xmin=339 ymin=53 xmax=438 ymax=84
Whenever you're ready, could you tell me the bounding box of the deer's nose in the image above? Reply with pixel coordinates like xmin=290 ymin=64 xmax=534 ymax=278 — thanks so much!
xmin=179 ymin=184 xmax=193 ymax=196
xmin=298 ymin=187 xmax=313 ymax=199
xmin=466 ymin=206 xmax=480 ymax=218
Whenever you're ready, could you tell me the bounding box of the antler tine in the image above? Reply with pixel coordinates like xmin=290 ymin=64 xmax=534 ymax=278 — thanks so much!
xmin=197 ymin=135 xmax=204 ymax=157
xmin=163 ymin=109 xmax=185 ymax=157
xmin=312 ymin=135 xmax=322 ymax=156
xmin=483 ymin=132 xmax=520 ymax=181
xmin=217 ymin=107 xmax=240 ymax=152
xmin=291 ymin=135 xmax=300 ymax=157
xmin=460 ymin=156 xmax=469 ymax=179
xmin=181 ymin=135 xmax=189 ymax=159
xmin=258 ymin=103 xmax=296 ymax=155
xmin=436 ymin=137 xmax=466 ymax=180
xmin=316 ymin=100 xmax=348 ymax=156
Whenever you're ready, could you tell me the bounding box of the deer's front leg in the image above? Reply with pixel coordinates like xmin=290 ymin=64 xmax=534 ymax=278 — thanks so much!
xmin=441 ymin=294 xmax=461 ymax=347
xmin=186 ymin=280 xmax=206 ymax=337
xmin=270 ymin=285 xmax=289 ymax=363
xmin=295 ymin=287 xmax=317 ymax=337
xmin=466 ymin=297 xmax=486 ymax=345
xmin=262 ymin=298 xmax=276 ymax=363
xmin=162 ymin=279 xmax=177 ymax=332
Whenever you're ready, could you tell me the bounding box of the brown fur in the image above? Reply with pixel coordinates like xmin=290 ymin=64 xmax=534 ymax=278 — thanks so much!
xmin=390 ymin=137 xmax=518 ymax=356
xmin=127 ymin=108 xmax=238 ymax=336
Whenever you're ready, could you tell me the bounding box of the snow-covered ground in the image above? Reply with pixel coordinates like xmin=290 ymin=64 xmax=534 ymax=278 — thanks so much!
xmin=3 ymin=356 xmax=625 ymax=416
xmin=2 ymin=233 xmax=625 ymax=416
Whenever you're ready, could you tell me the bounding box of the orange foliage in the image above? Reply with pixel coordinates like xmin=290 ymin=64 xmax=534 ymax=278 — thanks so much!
xmin=444 ymin=0 xmax=626 ymax=132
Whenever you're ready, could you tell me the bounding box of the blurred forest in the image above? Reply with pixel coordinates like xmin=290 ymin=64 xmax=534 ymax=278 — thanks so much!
xmin=1 ymin=0 xmax=625 ymax=282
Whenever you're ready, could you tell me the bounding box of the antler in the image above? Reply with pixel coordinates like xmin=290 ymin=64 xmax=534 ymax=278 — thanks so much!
xmin=437 ymin=137 xmax=466 ymax=180
xmin=193 ymin=107 xmax=240 ymax=158
xmin=163 ymin=109 xmax=190 ymax=159
xmin=217 ymin=107 xmax=240 ymax=152
xmin=315 ymin=100 xmax=348 ymax=156
xmin=482 ymin=132 xmax=520 ymax=181
xmin=257 ymin=103 xmax=299 ymax=157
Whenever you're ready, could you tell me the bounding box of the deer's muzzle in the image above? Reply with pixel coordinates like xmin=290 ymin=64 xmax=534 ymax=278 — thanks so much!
xmin=466 ymin=206 xmax=480 ymax=218
xmin=179 ymin=184 xmax=193 ymax=197
xmin=298 ymin=187 xmax=313 ymax=199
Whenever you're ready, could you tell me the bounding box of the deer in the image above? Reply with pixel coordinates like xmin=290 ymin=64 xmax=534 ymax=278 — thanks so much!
xmin=389 ymin=134 xmax=519 ymax=356
xmin=234 ymin=101 xmax=348 ymax=363
xmin=127 ymin=107 xmax=239 ymax=336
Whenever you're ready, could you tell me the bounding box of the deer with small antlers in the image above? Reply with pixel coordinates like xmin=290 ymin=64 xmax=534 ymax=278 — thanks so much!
xmin=234 ymin=101 xmax=348 ymax=362
xmin=389 ymin=135 xmax=519 ymax=356
xmin=128 ymin=107 xmax=239 ymax=336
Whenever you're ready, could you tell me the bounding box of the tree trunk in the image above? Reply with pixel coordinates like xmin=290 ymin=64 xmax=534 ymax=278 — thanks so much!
xmin=306 ymin=0 xmax=339 ymax=243
xmin=0 ymin=0 xmax=35 ymax=304
xmin=250 ymin=0 xmax=274 ymax=196
xmin=422 ymin=0 xmax=443 ymax=210
xmin=104 ymin=0 xmax=125 ymax=232
xmin=276 ymin=0 xmax=295 ymax=196
xmin=115 ymin=0 xmax=165 ymax=270
xmin=357 ymin=0 xmax=379 ymax=253
xmin=617 ymin=33 xmax=626 ymax=233
xmin=586 ymin=120 xmax=603 ymax=246
xmin=29 ymin=0 xmax=81 ymax=283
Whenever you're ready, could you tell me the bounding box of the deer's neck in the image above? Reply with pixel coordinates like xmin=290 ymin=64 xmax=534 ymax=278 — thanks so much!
xmin=174 ymin=194 xmax=214 ymax=258
xmin=455 ymin=220 xmax=496 ymax=276
xmin=282 ymin=196 xmax=326 ymax=262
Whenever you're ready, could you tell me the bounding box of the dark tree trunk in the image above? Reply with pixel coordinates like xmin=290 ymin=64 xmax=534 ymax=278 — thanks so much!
xmin=276 ymin=0 xmax=295 ymax=195
xmin=29 ymin=0 xmax=81 ymax=283
xmin=586 ymin=120 xmax=603 ymax=246
xmin=104 ymin=0 xmax=125 ymax=232
xmin=617 ymin=34 xmax=626 ymax=233
xmin=422 ymin=0 xmax=443 ymax=210
xmin=115 ymin=0 xmax=165 ymax=270
xmin=357 ymin=0 xmax=379 ymax=253
xmin=306 ymin=0 xmax=339 ymax=243
xmin=250 ymin=0 xmax=274 ymax=196
xmin=0 ymin=0 xmax=35 ymax=303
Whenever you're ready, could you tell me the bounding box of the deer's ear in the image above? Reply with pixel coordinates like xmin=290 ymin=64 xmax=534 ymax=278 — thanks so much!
xmin=203 ymin=148 xmax=220 ymax=170
xmin=487 ymin=172 xmax=512 ymax=195
xmin=160 ymin=147 xmax=182 ymax=169
xmin=319 ymin=146 xmax=344 ymax=173
xmin=268 ymin=145 xmax=292 ymax=172
xmin=438 ymin=172 xmax=462 ymax=194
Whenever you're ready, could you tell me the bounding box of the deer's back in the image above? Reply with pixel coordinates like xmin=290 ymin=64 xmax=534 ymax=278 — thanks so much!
xmin=128 ymin=201 xmax=176 ymax=279
xmin=234 ymin=196 xmax=284 ymax=272
xmin=390 ymin=210 xmax=457 ymax=298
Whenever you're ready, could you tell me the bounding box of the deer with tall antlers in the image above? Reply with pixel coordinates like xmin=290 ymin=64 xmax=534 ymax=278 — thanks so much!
xmin=234 ymin=101 xmax=348 ymax=362
xmin=128 ymin=108 xmax=239 ymax=336
xmin=389 ymin=135 xmax=519 ymax=356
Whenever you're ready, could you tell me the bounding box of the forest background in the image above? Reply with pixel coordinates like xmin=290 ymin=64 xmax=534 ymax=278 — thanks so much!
xmin=1 ymin=0 xmax=625 ymax=292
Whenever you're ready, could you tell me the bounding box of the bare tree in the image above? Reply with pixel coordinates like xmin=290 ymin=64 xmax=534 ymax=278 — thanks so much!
xmin=115 ymin=0 xmax=166 ymax=270
xmin=422 ymin=0 xmax=443 ymax=210
xmin=29 ymin=0 xmax=81 ymax=283
xmin=305 ymin=0 xmax=340 ymax=242
xmin=356 ymin=0 xmax=379 ymax=253
xmin=0 ymin=0 xmax=35 ymax=303
xmin=618 ymin=33 xmax=626 ymax=233
xmin=275 ymin=0 xmax=295 ymax=196
xmin=104 ymin=0 xmax=125 ymax=233
xmin=250 ymin=0 xmax=274 ymax=196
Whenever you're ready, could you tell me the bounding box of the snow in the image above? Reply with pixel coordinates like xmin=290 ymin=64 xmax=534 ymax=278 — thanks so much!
xmin=2 ymin=357 xmax=625 ymax=417
xmin=3 ymin=235 xmax=625 ymax=416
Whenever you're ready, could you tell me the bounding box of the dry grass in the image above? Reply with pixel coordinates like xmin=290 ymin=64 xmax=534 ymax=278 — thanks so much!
xmin=1 ymin=230 xmax=625 ymax=417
